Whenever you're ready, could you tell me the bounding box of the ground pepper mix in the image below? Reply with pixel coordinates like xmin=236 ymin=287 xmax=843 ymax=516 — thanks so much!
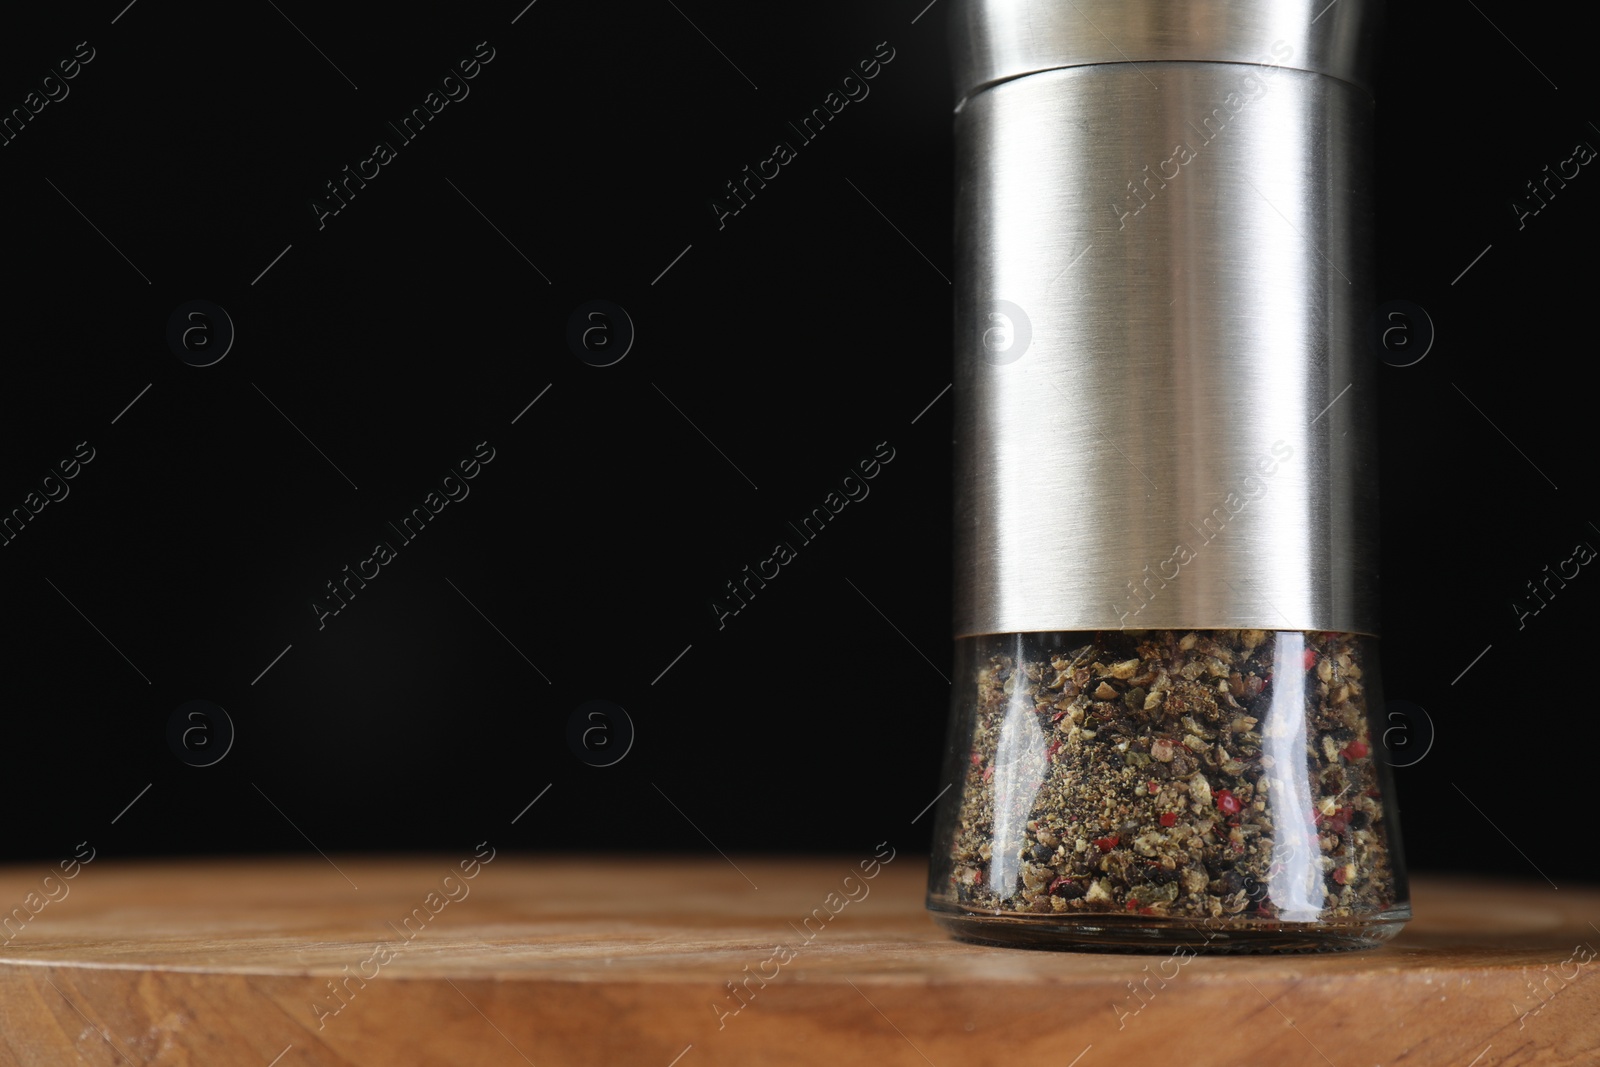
xmin=941 ymin=629 xmax=1402 ymax=924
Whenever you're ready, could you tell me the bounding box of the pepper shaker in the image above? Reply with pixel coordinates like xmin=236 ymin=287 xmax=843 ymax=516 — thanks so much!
xmin=927 ymin=0 xmax=1408 ymax=951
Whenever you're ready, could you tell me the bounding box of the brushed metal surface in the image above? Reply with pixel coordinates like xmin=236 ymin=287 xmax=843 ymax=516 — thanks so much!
xmin=950 ymin=0 xmax=1383 ymax=107
xmin=952 ymin=61 xmax=1380 ymax=637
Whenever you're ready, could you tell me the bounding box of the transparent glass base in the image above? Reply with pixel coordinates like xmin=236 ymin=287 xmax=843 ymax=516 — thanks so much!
xmin=926 ymin=629 xmax=1410 ymax=953
xmin=930 ymin=902 xmax=1411 ymax=954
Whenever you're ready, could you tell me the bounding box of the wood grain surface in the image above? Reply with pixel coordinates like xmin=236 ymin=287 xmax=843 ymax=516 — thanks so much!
xmin=0 ymin=854 xmax=1594 ymax=1066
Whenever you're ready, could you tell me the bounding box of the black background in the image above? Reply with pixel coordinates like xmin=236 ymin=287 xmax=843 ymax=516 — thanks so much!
xmin=0 ymin=1 xmax=1593 ymax=889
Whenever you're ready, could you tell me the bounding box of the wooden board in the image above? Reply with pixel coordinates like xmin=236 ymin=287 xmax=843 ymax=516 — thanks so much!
xmin=0 ymin=855 xmax=1594 ymax=1066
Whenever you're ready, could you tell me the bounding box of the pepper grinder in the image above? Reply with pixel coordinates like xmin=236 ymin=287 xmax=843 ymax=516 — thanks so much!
xmin=927 ymin=0 xmax=1409 ymax=951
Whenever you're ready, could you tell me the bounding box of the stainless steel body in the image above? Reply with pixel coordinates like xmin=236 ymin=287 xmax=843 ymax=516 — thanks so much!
xmin=952 ymin=1 xmax=1384 ymax=638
